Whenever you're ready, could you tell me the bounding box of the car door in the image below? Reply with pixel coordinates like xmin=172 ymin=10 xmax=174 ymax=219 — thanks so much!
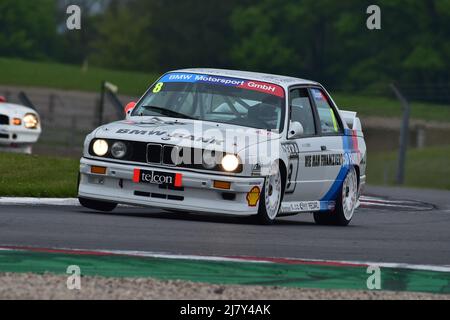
xmin=282 ymin=87 xmax=326 ymax=202
xmin=309 ymin=87 xmax=346 ymax=201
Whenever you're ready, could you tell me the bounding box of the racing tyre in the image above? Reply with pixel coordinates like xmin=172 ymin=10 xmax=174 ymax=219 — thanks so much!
xmin=255 ymin=163 xmax=282 ymax=225
xmin=314 ymin=166 xmax=358 ymax=226
xmin=79 ymin=197 xmax=117 ymax=212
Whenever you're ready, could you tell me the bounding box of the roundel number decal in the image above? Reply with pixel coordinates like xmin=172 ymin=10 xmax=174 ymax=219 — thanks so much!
xmin=153 ymin=82 xmax=164 ymax=93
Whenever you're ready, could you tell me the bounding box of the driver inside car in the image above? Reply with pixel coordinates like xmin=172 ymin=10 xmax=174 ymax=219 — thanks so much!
xmin=246 ymin=96 xmax=281 ymax=131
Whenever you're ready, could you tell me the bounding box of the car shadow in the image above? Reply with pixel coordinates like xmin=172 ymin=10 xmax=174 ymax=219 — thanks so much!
xmin=78 ymin=207 xmax=317 ymax=226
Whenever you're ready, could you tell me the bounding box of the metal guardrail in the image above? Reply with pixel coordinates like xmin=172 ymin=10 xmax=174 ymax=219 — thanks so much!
xmin=98 ymin=81 xmax=124 ymax=126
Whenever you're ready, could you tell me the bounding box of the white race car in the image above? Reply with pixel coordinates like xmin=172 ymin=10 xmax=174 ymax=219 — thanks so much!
xmin=0 ymin=96 xmax=41 ymax=154
xmin=78 ymin=69 xmax=366 ymax=225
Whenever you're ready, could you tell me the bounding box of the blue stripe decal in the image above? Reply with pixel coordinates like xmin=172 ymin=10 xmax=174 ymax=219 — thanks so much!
xmin=320 ymin=166 xmax=349 ymax=202
xmin=159 ymin=72 xmax=245 ymax=86
xmin=320 ymin=201 xmax=336 ymax=211
xmin=319 ymin=134 xmax=354 ymax=203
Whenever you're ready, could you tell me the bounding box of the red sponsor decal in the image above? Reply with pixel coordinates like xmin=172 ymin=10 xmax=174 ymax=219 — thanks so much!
xmin=238 ymin=81 xmax=284 ymax=98
xmin=352 ymin=133 xmax=358 ymax=151
xmin=174 ymin=173 xmax=182 ymax=187
xmin=133 ymin=169 xmax=140 ymax=183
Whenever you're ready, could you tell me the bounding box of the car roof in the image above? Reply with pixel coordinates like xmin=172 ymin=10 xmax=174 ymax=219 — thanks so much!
xmin=171 ymin=68 xmax=319 ymax=87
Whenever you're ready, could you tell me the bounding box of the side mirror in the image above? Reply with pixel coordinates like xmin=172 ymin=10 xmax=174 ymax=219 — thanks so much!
xmin=288 ymin=121 xmax=304 ymax=139
xmin=124 ymin=101 xmax=136 ymax=118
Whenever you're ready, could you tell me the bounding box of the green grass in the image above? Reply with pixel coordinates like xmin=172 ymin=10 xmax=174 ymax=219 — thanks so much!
xmin=0 ymin=57 xmax=157 ymax=96
xmin=1 ymin=57 xmax=449 ymax=121
xmin=333 ymin=93 xmax=450 ymax=123
xmin=0 ymin=152 xmax=79 ymax=197
xmin=367 ymin=146 xmax=450 ymax=190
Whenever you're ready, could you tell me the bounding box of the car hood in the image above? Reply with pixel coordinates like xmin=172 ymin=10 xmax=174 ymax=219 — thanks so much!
xmin=0 ymin=103 xmax=38 ymax=118
xmin=94 ymin=117 xmax=281 ymax=153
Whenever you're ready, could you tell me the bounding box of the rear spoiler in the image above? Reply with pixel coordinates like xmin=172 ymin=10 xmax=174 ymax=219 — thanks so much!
xmin=339 ymin=110 xmax=363 ymax=136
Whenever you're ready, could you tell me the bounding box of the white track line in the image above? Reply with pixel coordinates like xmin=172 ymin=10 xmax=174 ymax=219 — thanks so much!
xmin=98 ymin=250 xmax=450 ymax=272
xmin=361 ymin=198 xmax=416 ymax=204
xmin=112 ymin=250 xmax=450 ymax=272
xmin=359 ymin=202 xmax=429 ymax=210
xmin=0 ymin=198 xmax=133 ymax=207
xmin=0 ymin=197 xmax=79 ymax=206
xmin=96 ymin=249 xmax=271 ymax=264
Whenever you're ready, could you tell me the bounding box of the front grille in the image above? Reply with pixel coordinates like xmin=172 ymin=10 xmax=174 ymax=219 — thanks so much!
xmin=0 ymin=114 xmax=9 ymax=125
xmin=162 ymin=145 xmax=180 ymax=165
xmin=147 ymin=143 xmax=162 ymax=163
xmin=146 ymin=144 xmax=181 ymax=166
xmin=89 ymin=139 xmax=243 ymax=173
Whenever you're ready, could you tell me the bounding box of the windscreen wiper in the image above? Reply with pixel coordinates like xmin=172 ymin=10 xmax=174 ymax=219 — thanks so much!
xmin=139 ymin=105 xmax=197 ymax=120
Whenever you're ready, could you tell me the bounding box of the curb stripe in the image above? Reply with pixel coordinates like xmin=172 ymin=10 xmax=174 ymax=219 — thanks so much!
xmin=224 ymin=255 xmax=366 ymax=267
xmin=1 ymin=245 xmax=450 ymax=273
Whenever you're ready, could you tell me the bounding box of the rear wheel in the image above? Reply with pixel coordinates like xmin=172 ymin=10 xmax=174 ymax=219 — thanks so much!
xmin=314 ymin=166 xmax=358 ymax=226
xmin=255 ymin=163 xmax=282 ymax=225
xmin=79 ymin=197 xmax=117 ymax=212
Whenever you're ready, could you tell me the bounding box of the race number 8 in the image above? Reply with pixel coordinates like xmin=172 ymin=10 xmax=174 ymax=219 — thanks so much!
xmin=153 ymin=82 xmax=164 ymax=93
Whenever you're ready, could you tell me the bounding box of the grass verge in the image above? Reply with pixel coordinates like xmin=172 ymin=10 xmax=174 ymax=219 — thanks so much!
xmin=333 ymin=93 xmax=450 ymax=123
xmin=366 ymin=145 xmax=450 ymax=190
xmin=0 ymin=57 xmax=157 ymax=96
xmin=0 ymin=152 xmax=79 ymax=197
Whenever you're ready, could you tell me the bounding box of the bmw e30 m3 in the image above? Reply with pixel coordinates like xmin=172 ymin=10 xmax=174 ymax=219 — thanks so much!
xmin=78 ymin=69 xmax=366 ymax=225
xmin=0 ymin=96 xmax=41 ymax=154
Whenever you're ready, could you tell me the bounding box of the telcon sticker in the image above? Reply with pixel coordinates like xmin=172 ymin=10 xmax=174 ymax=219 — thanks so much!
xmin=158 ymin=72 xmax=285 ymax=98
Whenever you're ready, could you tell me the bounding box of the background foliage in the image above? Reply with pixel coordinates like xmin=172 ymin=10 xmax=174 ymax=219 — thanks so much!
xmin=0 ymin=0 xmax=449 ymax=101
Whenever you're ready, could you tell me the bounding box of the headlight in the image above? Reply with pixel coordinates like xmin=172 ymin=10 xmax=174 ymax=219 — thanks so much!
xmin=111 ymin=141 xmax=127 ymax=159
xmin=221 ymin=154 xmax=239 ymax=172
xmin=23 ymin=113 xmax=38 ymax=129
xmin=202 ymin=150 xmax=219 ymax=169
xmin=93 ymin=139 xmax=108 ymax=156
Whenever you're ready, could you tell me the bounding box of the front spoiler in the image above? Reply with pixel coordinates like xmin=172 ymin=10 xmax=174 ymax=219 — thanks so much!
xmin=78 ymin=157 xmax=264 ymax=215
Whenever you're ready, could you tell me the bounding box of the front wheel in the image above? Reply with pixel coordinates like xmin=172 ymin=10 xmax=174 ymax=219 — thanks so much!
xmin=314 ymin=166 xmax=358 ymax=226
xmin=79 ymin=197 xmax=117 ymax=212
xmin=255 ymin=163 xmax=283 ymax=225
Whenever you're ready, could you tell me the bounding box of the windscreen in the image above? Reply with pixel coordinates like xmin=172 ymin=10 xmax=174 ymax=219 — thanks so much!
xmin=132 ymin=72 xmax=286 ymax=131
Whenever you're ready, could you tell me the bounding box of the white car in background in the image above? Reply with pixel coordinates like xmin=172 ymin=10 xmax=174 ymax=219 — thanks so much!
xmin=78 ymin=69 xmax=366 ymax=225
xmin=0 ymin=96 xmax=41 ymax=154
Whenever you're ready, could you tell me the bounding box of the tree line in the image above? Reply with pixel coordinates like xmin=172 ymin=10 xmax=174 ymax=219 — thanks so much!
xmin=1 ymin=0 xmax=449 ymax=101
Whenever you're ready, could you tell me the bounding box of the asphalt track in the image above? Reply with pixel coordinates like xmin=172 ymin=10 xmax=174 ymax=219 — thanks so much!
xmin=1 ymin=186 xmax=450 ymax=266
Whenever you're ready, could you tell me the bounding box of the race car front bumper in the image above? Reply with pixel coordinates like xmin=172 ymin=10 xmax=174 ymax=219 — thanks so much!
xmin=78 ymin=157 xmax=264 ymax=215
xmin=0 ymin=125 xmax=41 ymax=154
